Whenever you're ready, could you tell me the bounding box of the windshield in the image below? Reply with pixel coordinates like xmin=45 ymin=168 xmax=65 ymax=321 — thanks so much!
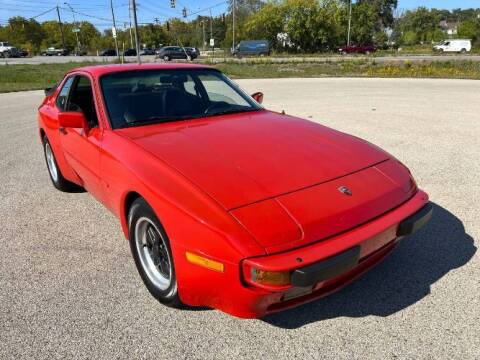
xmin=100 ymin=69 xmax=262 ymax=129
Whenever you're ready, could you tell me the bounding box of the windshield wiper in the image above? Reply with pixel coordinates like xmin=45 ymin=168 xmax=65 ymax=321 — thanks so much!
xmin=205 ymin=108 xmax=260 ymax=117
xmin=124 ymin=115 xmax=196 ymax=127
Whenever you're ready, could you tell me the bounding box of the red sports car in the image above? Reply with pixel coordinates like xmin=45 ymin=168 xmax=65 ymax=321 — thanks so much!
xmin=38 ymin=63 xmax=432 ymax=318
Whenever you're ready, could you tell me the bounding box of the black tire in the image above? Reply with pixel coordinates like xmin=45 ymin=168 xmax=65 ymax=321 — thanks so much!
xmin=128 ymin=198 xmax=183 ymax=308
xmin=460 ymin=48 xmax=467 ymax=54
xmin=42 ymin=135 xmax=84 ymax=192
xmin=163 ymin=55 xmax=170 ymax=61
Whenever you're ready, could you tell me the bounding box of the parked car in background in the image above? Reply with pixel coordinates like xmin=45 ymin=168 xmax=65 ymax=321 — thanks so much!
xmin=42 ymin=47 xmax=69 ymax=56
xmin=0 ymin=41 xmax=19 ymax=57
xmin=232 ymin=40 xmax=270 ymax=57
xmin=123 ymin=48 xmax=137 ymax=56
xmin=100 ymin=49 xmax=117 ymax=56
xmin=433 ymin=39 xmax=471 ymax=53
xmin=156 ymin=46 xmax=198 ymax=61
xmin=338 ymin=44 xmax=377 ymax=54
xmin=140 ymin=48 xmax=156 ymax=56
xmin=186 ymin=47 xmax=200 ymax=58
xmin=73 ymin=49 xmax=87 ymax=56
xmin=17 ymin=48 xmax=29 ymax=57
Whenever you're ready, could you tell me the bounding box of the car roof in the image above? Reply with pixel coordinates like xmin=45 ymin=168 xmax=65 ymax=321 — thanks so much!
xmin=68 ymin=63 xmax=213 ymax=77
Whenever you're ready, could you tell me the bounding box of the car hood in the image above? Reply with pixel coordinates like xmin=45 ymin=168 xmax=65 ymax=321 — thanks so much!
xmin=117 ymin=110 xmax=390 ymax=210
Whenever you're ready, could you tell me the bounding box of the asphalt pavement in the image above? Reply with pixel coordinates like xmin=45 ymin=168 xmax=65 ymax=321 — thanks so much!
xmin=1 ymin=54 xmax=480 ymax=65
xmin=0 ymin=78 xmax=479 ymax=359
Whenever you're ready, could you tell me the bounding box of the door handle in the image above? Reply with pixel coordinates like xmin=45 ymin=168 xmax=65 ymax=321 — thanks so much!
xmin=59 ymin=127 xmax=67 ymax=135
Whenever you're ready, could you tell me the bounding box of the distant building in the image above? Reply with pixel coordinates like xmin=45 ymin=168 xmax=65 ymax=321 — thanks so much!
xmin=439 ymin=20 xmax=459 ymax=36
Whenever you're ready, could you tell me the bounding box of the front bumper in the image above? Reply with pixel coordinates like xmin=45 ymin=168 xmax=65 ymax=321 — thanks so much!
xmin=290 ymin=202 xmax=432 ymax=288
xmin=222 ymin=190 xmax=430 ymax=318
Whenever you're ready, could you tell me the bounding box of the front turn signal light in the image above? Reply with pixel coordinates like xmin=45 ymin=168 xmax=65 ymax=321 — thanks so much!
xmin=251 ymin=268 xmax=291 ymax=287
xmin=186 ymin=252 xmax=224 ymax=272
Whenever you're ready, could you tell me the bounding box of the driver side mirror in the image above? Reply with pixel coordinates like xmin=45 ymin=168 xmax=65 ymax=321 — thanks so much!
xmin=58 ymin=111 xmax=88 ymax=132
xmin=251 ymin=92 xmax=264 ymax=104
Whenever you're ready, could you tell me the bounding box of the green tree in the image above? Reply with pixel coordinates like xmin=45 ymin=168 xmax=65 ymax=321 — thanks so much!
xmin=2 ymin=17 xmax=44 ymax=52
xmin=361 ymin=0 xmax=397 ymax=28
xmin=244 ymin=2 xmax=286 ymax=48
xmin=282 ymin=0 xmax=344 ymax=52
xmin=350 ymin=1 xmax=378 ymax=44
xmin=139 ymin=23 xmax=171 ymax=48
xmin=395 ymin=7 xmax=441 ymax=44
xmin=458 ymin=20 xmax=479 ymax=41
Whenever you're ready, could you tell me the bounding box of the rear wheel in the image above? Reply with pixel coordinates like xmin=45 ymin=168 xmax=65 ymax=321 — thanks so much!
xmin=42 ymin=135 xmax=83 ymax=192
xmin=460 ymin=48 xmax=467 ymax=54
xmin=129 ymin=198 xmax=183 ymax=308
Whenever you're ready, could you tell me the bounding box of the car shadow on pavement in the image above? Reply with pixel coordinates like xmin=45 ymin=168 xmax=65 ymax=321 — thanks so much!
xmin=263 ymin=202 xmax=476 ymax=329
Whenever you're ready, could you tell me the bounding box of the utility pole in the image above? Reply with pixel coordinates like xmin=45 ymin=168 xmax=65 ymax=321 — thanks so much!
xmin=131 ymin=0 xmax=141 ymax=63
xmin=232 ymin=0 xmax=235 ymax=51
xmin=209 ymin=9 xmax=213 ymax=41
xmin=201 ymin=20 xmax=205 ymax=51
xmin=347 ymin=0 xmax=352 ymax=47
xmin=64 ymin=2 xmax=81 ymax=54
xmin=128 ymin=0 xmax=134 ymax=49
xmin=56 ymin=6 xmax=66 ymax=50
xmin=209 ymin=9 xmax=215 ymax=56
xmin=110 ymin=0 xmax=121 ymax=61
xmin=209 ymin=8 xmax=214 ymax=53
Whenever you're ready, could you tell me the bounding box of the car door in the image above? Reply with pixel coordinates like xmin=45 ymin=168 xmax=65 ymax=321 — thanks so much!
xmin=58 ymin=74 xmax=104 ymax=202
xmin=173 ymin=47 xmax=182 ymax=59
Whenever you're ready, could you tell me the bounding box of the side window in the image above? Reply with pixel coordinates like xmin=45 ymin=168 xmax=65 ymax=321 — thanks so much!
xmin=56 ymin=76 xmax=75 ymax=110
xmin=67 ymin=76 xmax=99 ymax=128
xmin=184 ymin=75 xmax=198 ymax=97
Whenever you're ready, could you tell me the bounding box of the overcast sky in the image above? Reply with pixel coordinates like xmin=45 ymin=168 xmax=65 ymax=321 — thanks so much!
xmin=1 ymin=0 xmax=479 ymax=29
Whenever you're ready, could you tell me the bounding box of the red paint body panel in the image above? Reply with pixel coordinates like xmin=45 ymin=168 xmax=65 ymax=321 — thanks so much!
xmin=37 ymin=64 xmax=430 ymax=318
xmin=118 ymin=111 xmax=390 ymax=210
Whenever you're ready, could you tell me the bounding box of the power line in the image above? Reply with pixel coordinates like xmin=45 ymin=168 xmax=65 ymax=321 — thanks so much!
xmin=140 ymin=0 xmax=182 ymax=16
xmin=58 ymin=6 xmax=112 ymax=23
xmin=185 ymin=1 xmax=228 ymax=18
xmin=137 ymin=3 xmax=171 ymax=18
xmin=30 ymin=6 xmax=57 ymax=19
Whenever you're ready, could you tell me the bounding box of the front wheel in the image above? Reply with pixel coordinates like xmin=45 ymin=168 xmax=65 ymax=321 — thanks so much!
xmin=163 ymin=55 xmax=170 ymax=61
xmin=129 ymin=198 xmax=183 ymax=308
xmin=42 ymin=135 xmax=84 ymax=192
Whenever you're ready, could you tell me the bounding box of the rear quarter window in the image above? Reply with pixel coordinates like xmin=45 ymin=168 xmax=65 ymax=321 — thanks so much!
xmin=56 ymin=76 xmax=75 ymax=111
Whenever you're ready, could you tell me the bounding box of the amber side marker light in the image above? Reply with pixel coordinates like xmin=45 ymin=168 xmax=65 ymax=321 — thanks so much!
xmin=251 ymin=268 xmax=291 ymax=287
xmin=185 ymin=252 xmax=224 ymax=272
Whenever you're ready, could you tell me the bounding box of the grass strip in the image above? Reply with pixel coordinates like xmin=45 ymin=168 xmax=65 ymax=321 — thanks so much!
xmin=0 ymin=60 xmax=479 ymax=93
